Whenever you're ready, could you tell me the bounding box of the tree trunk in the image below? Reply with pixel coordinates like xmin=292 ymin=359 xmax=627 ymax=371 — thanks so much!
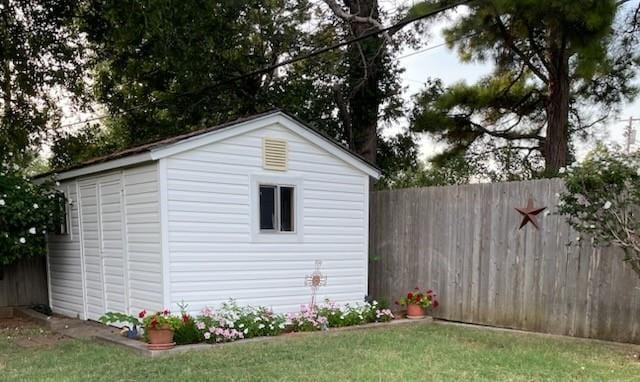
xmin=544 ymin=30 xmax=570 ymax=176
xmin=344 ymin=0 xmax=384 ymax=164
xmin=1 ymin=0 xmax=11 ymax=120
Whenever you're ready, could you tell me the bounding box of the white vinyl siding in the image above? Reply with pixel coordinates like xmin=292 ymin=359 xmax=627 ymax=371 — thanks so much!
xmin=47 ymin=163 xmax=163 ymax=319
xmin=47 ymin=182 xmax=85 ymax=318
xmin=165 ymin=123 xmax=369 ymax=314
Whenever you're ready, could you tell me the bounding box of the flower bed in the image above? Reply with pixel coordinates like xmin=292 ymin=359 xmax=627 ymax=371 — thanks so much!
xmin=101 ymin=299 xmax=396 ymax=348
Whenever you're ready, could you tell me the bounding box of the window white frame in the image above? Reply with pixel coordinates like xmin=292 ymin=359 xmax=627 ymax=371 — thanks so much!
xmin=250 ymin=174 xmax=303 ymax=243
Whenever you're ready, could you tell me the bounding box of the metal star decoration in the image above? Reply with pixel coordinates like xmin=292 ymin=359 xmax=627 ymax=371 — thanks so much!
xmin=515 ymin=198 xmax=546 ymax=230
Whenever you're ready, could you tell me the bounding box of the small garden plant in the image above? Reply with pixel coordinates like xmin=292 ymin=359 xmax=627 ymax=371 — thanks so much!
xmin=140 ymin=309 xmax=182 ymax=330
xmin=99 ymin=312 xmax=141 ymax=329
xmin=396 ymin=287 xmax=439 ymax=309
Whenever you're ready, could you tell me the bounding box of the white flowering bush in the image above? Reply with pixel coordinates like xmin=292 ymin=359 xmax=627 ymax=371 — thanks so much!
xmin=0 ymin=165 xmax=65 ymax=265
xmin=289 ymin=300 xmax=394 ymax=332
xmin=195 ymin=300 xmax=286 ymax=342
xmin=557 ymin=146 xmax=640 ymax=278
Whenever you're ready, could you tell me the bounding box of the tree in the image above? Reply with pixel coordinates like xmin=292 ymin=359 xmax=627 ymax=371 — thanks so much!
xmin=377 ymin=153 xmax=477 ymax=189
xmin=49 ymin=122 xmax=128 ymax=169
xmin=0 ymin=0 xmax=87 ymax=166
xmin=77 ymin=0 xmax=316 ymax=146
xmin=410 ymin=0 xmax=639 ymax=176
xmin=54 ymin=0 xmax=422 ymax=181
xmin=322 ymin=0 xmax=430 ymax=163
xmin=558 ymin=146 xmax=640 ymax=278
xmin=322 ymin=0 xmax=390 ymax=163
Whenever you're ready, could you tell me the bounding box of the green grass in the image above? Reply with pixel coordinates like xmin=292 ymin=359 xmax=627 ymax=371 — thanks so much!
xmin=1 ymin=322 xmax=638 ymax=381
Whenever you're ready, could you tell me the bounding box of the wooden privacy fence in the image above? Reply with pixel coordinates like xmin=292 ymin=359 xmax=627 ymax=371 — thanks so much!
xmin=369 ymin=179 xmax=640 ymax=343
xmin=0 ymin=257 xmax=48 ymax=308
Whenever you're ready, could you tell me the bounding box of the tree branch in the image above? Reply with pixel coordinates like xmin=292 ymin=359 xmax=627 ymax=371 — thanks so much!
xmin=322 ymin=0 xmax=392 ymax=43
xmin=465 ymin=118 xmax=545 ymax=141
xmin=494 ymin=16 xmax=549 ymax=84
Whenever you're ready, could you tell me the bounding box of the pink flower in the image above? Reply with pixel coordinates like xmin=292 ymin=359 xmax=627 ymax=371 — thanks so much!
xmin=196 ymin=321 xmax=206 ymax=330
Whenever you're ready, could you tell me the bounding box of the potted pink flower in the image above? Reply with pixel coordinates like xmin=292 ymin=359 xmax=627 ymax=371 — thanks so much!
xmin=140 ymin=309 xmax=180 ymax=350
xmin=396 ymin=287 xmax=439 ymax=319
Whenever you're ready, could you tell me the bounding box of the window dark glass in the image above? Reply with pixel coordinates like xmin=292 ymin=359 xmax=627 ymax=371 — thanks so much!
xmin=259 ymin=186 xmax=276 ymax=230
xmin=280 ymin=186 xmax=294 ymax=232
xmin=55 ymin=195 xmax=69 ymax=235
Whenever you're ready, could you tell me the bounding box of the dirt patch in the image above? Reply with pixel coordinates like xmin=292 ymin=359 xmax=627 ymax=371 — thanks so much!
xmin=0 ymin=316 xmax=66 ymax=349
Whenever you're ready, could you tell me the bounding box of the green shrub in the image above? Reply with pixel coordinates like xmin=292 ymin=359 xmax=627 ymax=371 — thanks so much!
xmin=0 ymin=168 xmax=65 ymax=265
xmin=174 ymin=315 xmax=201 ymax=345
xmin=558 ymin=146 xmax=640 ymax=278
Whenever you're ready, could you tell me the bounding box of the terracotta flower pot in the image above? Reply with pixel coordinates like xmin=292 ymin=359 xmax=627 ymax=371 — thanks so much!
xmin=146 ymin=326 xmax=175 ymax=350
xmin=406 ymin=303 xmax=425 ymax=319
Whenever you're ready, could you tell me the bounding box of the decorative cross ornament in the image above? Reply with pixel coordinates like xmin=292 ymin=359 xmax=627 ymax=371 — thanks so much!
xmin=304 ymin=260 xmax=327 ymax=307
xmin=515 ymin=198 xmax=547 ymax=230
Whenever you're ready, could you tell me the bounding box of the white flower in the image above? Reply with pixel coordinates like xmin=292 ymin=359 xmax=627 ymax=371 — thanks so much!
xmin=603 ymin=201 xmax=612 ymax=210
xmin=238 ymin=323 xmax=244 ymax=328
xmin=32 ymin=203 xmax=39 ymax=209
xmin=204 ymin=332 xmax=211 ymax=340
xmin=55 ymin=181 xmax=61 ymax=187
xmin=228 ymin=321 xmax=234 ymax=328
xmin=243 ymin=328 xmax=248 ymax=334
xmin=28 ymin=227 xmax=36 ymax=234
xmin=0 ymin=199 xmax=4 ymax=206
xmin=278 ymin=323 xmax=285 ymax=329
xmin=589 ymin=225 xmax=595 ymax=229
xmin=558 ymin=167 xmax=566 ymax=174
xmin=258 ymin=323 xmax=265 ymax=329
xmin=19 ymin=237 xmax=26 ymax=244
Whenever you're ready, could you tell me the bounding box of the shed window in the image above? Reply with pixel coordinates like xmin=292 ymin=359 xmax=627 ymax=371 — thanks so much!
xmin=259 ymin=185 xmax=295 ymax=232
xmin=55 ymin=193 xmax=70 ymax=236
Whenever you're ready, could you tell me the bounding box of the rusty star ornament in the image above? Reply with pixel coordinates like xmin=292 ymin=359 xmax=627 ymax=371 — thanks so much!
xmin=515 ymin=198 xmax=546 ymax=230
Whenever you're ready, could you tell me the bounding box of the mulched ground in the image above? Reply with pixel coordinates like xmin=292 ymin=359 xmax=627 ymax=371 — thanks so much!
xmin=0 ymin=316 xmax=66 ymax=349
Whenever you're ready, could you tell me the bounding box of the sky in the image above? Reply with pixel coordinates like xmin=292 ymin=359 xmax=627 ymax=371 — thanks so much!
xmin=57 ymin=2 xmax=640 ymax=162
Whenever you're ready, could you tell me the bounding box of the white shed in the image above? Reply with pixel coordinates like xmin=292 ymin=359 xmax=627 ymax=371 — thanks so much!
xmin=42 ymin=110 xmax=380 ymax=320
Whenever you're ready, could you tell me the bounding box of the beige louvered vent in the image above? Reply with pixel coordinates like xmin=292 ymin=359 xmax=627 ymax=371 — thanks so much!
xmin=262 ymin=138 xmax=288 ymax=171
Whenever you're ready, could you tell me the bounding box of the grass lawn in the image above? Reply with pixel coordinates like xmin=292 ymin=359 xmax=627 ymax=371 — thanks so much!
xmin=1 ymin=321 xmax=638 ymax=381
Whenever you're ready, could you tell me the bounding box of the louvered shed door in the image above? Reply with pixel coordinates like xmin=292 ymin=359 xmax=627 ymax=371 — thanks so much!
xmin=79 ymin=182 xmax=104 ymax=320
xmin=79 ymin=174 xmax=127 ymax=320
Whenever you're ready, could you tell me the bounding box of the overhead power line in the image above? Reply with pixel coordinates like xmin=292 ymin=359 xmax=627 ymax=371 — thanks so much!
xmin=59 ymin=0 xmax=472 ymax=129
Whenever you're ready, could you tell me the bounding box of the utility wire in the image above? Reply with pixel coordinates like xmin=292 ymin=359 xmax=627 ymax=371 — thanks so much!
xmin=59 ymin=0 xmax=472 ymax=129
xmin=397 ymin=40 xmax=448 ymax=60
